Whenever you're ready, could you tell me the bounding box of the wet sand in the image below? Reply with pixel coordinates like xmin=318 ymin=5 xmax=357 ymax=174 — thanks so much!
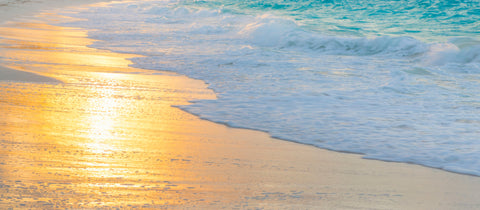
xmin=1 ymin=1 xmax=480 ymax=209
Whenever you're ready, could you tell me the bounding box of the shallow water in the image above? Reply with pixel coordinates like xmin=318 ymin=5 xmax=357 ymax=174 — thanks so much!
xmin=2 ymin=4 xmax=480 ymax=209
xmin=54 ymin=0 xmax=480 ymax=176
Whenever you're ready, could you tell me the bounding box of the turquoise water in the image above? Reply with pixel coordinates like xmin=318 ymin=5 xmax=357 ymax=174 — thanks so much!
xmin=182 ymin=0 xmax=480 ymax=39
xmin=61 ymin=0 xmax=480 ymax=175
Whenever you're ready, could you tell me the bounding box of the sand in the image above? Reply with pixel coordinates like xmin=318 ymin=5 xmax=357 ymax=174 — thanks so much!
xmin=0 ymin=0 xmax=115 ymax=23
xmin=0 ymin=0 xmax=480 ymax=209
xmin=0 ymin=65 xmax=61 ymax=83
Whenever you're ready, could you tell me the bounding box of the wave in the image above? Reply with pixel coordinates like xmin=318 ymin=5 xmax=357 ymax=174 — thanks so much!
xmin=239 ymin=14 xmax=480 ymax=65
xmin=239 ymin=15 xmax=429 ymax=57
xmin=82 ymin=2 xmax=480 ymax=65
xmin=60 ymin=0 xmax=480 ymax=176
xmin=426 ymin=37 xmax=480 ymax=65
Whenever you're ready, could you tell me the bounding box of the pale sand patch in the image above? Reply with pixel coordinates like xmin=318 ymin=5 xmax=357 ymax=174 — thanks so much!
xmin=0 ymin=65 xmax=61 ymax=83
xmin=0 ymin=0 xmax=116 ymax=23
xmin=0 ymin=2 xmax=479 ymax=210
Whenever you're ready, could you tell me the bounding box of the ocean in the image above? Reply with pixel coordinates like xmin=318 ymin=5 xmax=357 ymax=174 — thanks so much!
xmin=59 ymin=0 xmax=480 ymax=175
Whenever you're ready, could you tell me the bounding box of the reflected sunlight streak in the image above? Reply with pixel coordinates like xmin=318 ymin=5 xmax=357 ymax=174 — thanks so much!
xmin=0 ymin=14 xmax=218 ymax=208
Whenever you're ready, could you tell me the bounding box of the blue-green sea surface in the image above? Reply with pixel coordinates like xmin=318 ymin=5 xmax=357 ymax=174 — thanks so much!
xmin=61 ymin=0 xmax=480 ymax=175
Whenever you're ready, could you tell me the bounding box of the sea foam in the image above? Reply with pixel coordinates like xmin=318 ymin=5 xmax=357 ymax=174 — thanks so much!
xmin=59 ymin=0 xmax=480 ymax=176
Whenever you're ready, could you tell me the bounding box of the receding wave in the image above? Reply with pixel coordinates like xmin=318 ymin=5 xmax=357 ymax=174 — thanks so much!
xmin=60 ymin=0 xmax=480 ymax=176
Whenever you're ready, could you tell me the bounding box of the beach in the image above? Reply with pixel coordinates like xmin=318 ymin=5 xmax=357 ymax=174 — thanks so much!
xmin=1 ymin=0 xmax=480 ymax=209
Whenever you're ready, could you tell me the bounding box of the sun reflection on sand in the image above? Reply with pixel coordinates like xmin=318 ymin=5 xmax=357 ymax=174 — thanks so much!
xmin=0 ymin=22 xmax=136 ymax=71
xmin=0 ymin=15 xmax=220 ymax=208
xmin=84 ymin=83 xmax=122 ymax=144
xmin=2 ymin=7 xmax=479 ymax=210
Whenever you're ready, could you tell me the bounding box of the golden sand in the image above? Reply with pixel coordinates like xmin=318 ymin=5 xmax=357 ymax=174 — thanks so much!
xmin=0 ymin=5 xmax=479 ymax=209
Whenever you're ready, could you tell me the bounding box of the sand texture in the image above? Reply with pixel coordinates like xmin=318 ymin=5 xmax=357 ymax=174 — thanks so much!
xmin=0 ymin=2 xmax=480 ymax=209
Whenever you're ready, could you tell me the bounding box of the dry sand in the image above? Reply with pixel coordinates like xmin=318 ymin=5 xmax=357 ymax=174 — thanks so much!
xmin=0 ymin=1 xmax=480 ymax=209
xmin=0 ymin=0 xmax=114 ymax=23
xmin=0 ymin=65 xmax=61 ymax=82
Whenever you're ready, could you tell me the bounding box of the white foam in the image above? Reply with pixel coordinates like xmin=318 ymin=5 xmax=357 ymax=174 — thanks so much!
xmin=59 ymin=1 xmax=480 ymax=176
xmin=425 ymin=38 xmax=480 ymax=65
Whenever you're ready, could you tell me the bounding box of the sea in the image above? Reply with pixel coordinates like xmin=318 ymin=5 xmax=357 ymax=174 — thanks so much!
xmin=59 ymin=0 xmax=480 ymax=176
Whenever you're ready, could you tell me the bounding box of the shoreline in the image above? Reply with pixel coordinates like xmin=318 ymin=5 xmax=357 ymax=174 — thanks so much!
xmin=0 ymin=0 xmax=121 ymax=82
xmin=0 ymin=0 xmax=480 ymax=209
xmin=181 ymin=105 xmax=480 ymax=178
